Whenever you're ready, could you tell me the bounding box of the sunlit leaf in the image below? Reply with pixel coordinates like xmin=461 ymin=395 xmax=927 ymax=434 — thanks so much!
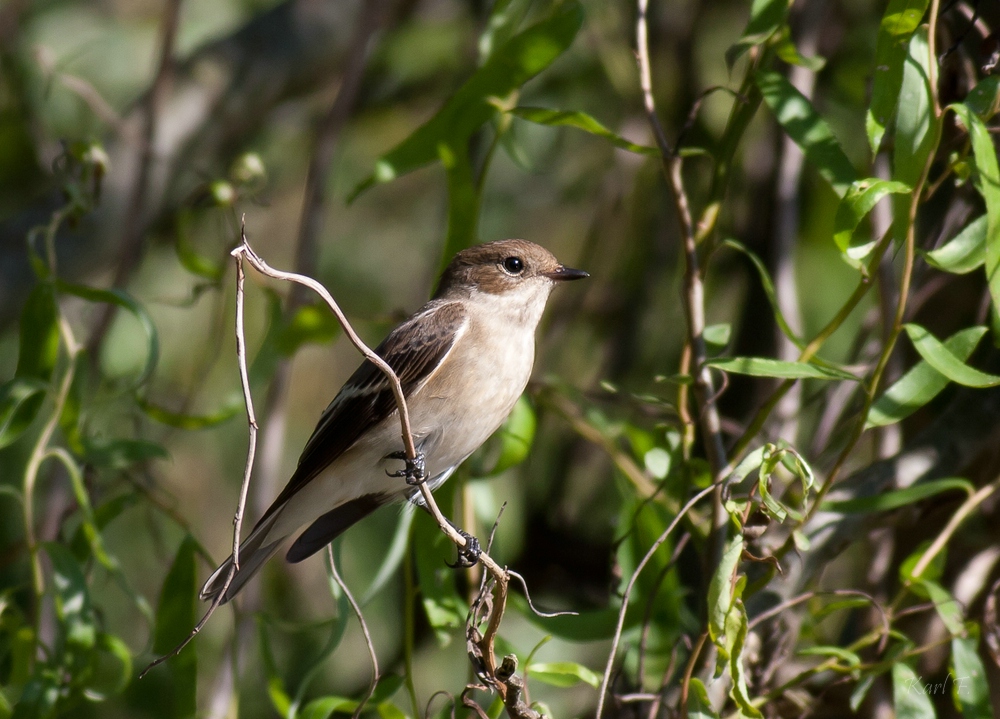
xmin=903 ymin=324 xmax=1000 ymax=388
xmin=687 ymin=678 xmax=720 ymax=719
xmin=867 ymin=0 xmax=930 ymax=151
xmin=832 ymin=179 xmax=910 ymax=263
xmin=707 ymin=356 xmax=857 ymax=381
xmin=350 ymin=2 xmax=584 ymax=200
xmin=300 ymin=696 xmax=357 ymax=719
xmin=951 ymin=635 xmax=992 ymax=719
xmin=526 ymin=661 xmax=600 ymax=688
xmin=920 ymin=215 xmax=988 ymax=274
xmin=869 ymin=326 xmax=987 ymax=427
xmin=478 ymin=0 xmax=533 ymax=63
xmin=821 ymin=477 xmax=973 ymax=514
xmin=756 ymin=69 xmax=856 ymax=197
xmin=799 ymin=645 xmax=861 ymax=668
xmin=893 ymin=662 xmax=936 ymax=718
xmin=726 ymin=0 xmax=791 ymax=68
xmin=510 ymin=107 xmax=657 ymax=155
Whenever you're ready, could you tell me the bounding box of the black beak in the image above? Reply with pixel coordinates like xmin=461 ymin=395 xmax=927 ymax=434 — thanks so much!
xmin=545 ymin=265 xmax=589 ymax=281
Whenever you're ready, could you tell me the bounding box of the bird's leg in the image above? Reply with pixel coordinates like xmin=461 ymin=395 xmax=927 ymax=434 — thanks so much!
xmin=445 ymin=521 xmax=481 ymax=569
xmin=384 ymin=450 xmax=427 ymax=486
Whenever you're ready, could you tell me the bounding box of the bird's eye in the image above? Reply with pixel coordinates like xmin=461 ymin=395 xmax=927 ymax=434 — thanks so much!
xmin=502 ymin=256 xmax=524 ymax=274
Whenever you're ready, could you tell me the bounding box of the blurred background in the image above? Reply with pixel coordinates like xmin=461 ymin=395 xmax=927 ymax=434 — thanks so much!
xmin=3 ymin=0 xmax=1000 ymax=717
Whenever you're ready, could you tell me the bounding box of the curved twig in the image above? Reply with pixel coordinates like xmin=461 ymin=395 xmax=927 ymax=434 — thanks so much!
xmin=327 ymin=545 xmax=379 ymax=719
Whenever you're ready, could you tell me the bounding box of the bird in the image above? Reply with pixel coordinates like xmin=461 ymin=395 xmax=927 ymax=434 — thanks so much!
xmin=200 ymin=239 xmax=588 ymax=603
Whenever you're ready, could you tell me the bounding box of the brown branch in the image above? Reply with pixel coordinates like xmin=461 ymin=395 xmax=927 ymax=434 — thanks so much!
xmin=327 ymin=545 xmax=379 ymax=719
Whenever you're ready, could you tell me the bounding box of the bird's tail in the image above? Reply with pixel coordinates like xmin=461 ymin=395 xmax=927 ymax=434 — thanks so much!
xmin=199 ymin=514 xmax=283 ymax=605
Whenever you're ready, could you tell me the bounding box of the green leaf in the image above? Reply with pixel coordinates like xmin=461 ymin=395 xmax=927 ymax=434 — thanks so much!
xmin=478 ymin=0 xmax=533 ymax=63
xmin=44 ymin=541 xmax=96 ymax=657
xmin=921 ymin=215 xmax=988 ymax=274
xmin=867 ymin=0 xmax=930 ymax=152
xmin=57 ymin=281 xmax=159 ymax=388
xmin=704 ymin=323 xmax=732 ymax=351
xmin=175 ymin=209 xmax=225 ymax=281
xmin=726 ymin=0 xmax=791 ymax=68
xmin=439 ymin=140 xmax=481 ymax=269
xmin=821 ymin=477 xmax=973 ymax=513
xmin=722 ymin=239 xmax=804 ymax=349
xmin=727 ymin=600 xmax=763 ymax=718
xmin=893 ymin=662 xmax=937 ymax=719
xmin=300 ymin=696 xmax=357 ymax=719
xmin=707 ymin=356 xmax=858 ymax=381
xmin=868 ymin=327 xmax=987 ymax=427
xmin=484 ymin=395 xmax=535 ymax=476
xmin=0 ymin=378 xmax=47 ymax=450
xmin=275 ymin=304 xmax=341 ymax=356
xmin=950 ymin=105 xmax=1000 ymax=326
xmin=16 ymin=283 xmax=60 ymax=382
xmin=83 ymin=438 xmax=168 ymax=470
xmin=965 ymin=75 xmax=1000 ymax=121
xmin=832 ymin=179 xmax=911 ymax=263
xmin=152 ymin=536 xmax=197 ymax=719
xmin=915 ymin=578 xmax=964 ymax=634
xmin=708 ymin=530 xmax=744 ymax=649
xmin=526 ymin=661 xmax=600 ymax=688
xmin=686 ymin=678 xmax=720 ymax=719
xmin=137 ymin=393 xmax=242 ymax=430
xmin=903 ymin=324 xmax=1000 ymax=387
xmin=414 ymin=507 xmax=466 ymax=646
xmin=349 ymin=2 xmax=583 ymax=200
xmin=892 ymin=27 xmax=936 ymax=215
xmin=951 ymin=636 xmax=992 ymax=719
xmin=756 ymin=69 xmax=856 ymax=197
xmin=798 ymin=645 xmax=861 ymax=668
xmin=510 ymin=107 xmax=658 ymax=155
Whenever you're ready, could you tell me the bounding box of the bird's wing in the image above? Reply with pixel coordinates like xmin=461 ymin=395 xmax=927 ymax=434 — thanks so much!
xmin=255 ymin=300 xmax=468 ymax=525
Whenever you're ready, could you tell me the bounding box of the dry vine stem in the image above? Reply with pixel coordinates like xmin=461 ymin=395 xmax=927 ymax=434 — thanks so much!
xmin=143 ymin=228 xmax=517 ymax=693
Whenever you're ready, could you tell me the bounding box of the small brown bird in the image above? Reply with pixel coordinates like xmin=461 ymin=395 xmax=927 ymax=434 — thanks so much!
xmin=201 ymin=239 xmax=587 ymax=603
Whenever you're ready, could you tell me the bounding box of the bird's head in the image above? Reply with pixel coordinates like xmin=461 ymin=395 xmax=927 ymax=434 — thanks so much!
xmin=434 ymin=239 xmax=588 ymax=302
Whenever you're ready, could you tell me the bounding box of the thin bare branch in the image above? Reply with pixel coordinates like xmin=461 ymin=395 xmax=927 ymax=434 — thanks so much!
xmin=327 ymin=545 xmax=379 ymax=719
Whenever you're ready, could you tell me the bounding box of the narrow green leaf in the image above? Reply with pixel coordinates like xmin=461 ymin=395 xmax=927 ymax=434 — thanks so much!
xmin=17 ymin=283 xmax=60 ymax=382
xmin=951 ymin=105 xmax=1000 ymax=327
xmin=152 ymin=536 xmax=197 ymax=719
xmin=901 ymin=539 xmax=946 ymax=584
xmin=86 ymin=632 xmax=133 ymax=701
xmin=916 ymin=578 xmax=964 ymax=634
xmin=951 ymin=636 xmax=993 ymax=719
xmin=703 ymin=323 xmax=732 ymax=351
xmin=57 ymin=281 xmax=159 ymax=387
xmin=349 ymin=2 xmax=583 ymax=200
xmin=867 ymin=0 xmax=930 ymax=151
xmin=892 ymin=27 xmax=936 ymax=192
xmin=0 ymin=378 xmax=47 ymax=450
xmin=478 ymin=0 xmax=533 ymax=63
xmin=300 ymin=696 xmax=357 ymax=719
xmin=708 ymin=356 xmax=858 ymax=381
xmin=832 ymin=179 xmax=911 ymax=260
xmin=756 ymin=69 xmax=856 ymax=197
xmin=83 ymin=438 xmax=168 ymax=470
xmin=510 ymin=107 xmax=658 ymax=155
xmin=726 ymin=0 xmax=791 ymax=68
xmin=722 ymin=239 xmax=804 ymax=348
xmin=921 ymin=215 xmax=988 ymax=274
xmin=799 ymin=645 xmax=861 ymax=668
xmin=904 ymin=323 xmax=1000 ymax=387
xmin=439 ymin=140 xmax=481 ymax=267
xmin=821 ymin=477 xmax=973 ymax=514
xmin=526 ymin=661 xmax=600 ymax=688
xmin=868 ymin=326 xmax=987 ymax=427
xmin=708 ymin=530 xmax=744 ymax=647
xmin=686 ymin=678 xmax=720 ymax=719
xmin=893 ymin=662 xmax=937 ymax=719
xmin=43 ymin=541 xmax=96 ymax=656
xmin=137 ymin=394 xmax=242 ymax=430
xmin=728 ymin=600 xmax=763 ymax=718
xmin=965 ymin=75 xmax=1000 ymax=121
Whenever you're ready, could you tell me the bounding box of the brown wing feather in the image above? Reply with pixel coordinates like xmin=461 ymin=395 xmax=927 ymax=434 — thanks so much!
xmin=255 ymin=300 xmax=467 ymax=526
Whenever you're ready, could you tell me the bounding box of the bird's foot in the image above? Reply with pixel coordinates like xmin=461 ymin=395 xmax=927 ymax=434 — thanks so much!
xmin=385 ymin=450 xmax=427 ymax=486
xmin=446 ymin=528 xmax=481 ymax=569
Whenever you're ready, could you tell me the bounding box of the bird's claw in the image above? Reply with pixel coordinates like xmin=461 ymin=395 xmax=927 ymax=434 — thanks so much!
xmin=385 ymin=450 xmax=427 ymax=486
xmin=446 ymin=529 xmax=481 ymax=569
